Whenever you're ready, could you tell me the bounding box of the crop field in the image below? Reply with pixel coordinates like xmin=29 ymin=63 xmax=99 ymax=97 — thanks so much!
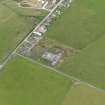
xmin=0 ymin=55 xmax=72 ymax=105
xmin=63 ymin=83 xmax=105 ymax=105
xmin=0 ymin=0 xmax=47 ymax=63
xmin=45 ymin=0 xmax=105 ymax=49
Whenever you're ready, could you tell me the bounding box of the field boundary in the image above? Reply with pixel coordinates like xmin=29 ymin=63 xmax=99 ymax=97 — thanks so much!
xmin=16 ymin=53 xmax=105 ymax=93
xmin=0 ymin=0 xmax=66 ymax=69
xmin=1 ymin=0 xmax=105 ymax=96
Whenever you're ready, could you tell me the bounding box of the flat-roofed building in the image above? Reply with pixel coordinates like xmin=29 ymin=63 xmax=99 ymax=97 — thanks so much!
xmin=42 ymin=50 xmax=64 ymax=66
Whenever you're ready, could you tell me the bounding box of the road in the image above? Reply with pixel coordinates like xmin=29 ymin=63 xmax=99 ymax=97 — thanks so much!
xmin=1 ymin=0 xmax=105 ymax=94
xmin=0 ymin=0 xmax=66 ymax=69
xmin=17 ymin=53 xmax=105 ymax=93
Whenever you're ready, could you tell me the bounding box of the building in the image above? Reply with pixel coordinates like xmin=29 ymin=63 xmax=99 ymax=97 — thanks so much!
xmin=37 ymin=25 xmax=47 ymax=33
xmin=33 ymin=31 xmax=42 ymax=37
xmin=18 ymin=41 xmax=32 ymax=55
xmin=42 ymin=50 xmax=63 ymax=66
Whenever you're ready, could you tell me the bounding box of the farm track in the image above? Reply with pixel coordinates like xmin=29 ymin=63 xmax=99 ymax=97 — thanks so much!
xmin=0 ymin=0 xmax=66 ymax=69
xmin=1 ymin=0 xmax=105 ymax=95
xmin=16 ymin=53 xmax=105 ymax=94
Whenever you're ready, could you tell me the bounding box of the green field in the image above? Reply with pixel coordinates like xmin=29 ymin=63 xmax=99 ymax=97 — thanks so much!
xmin=1 ymin=0 xmax=105 ymax=104
xmin=64 ymin=83 xmax=105 ymax=105
xmin=0 ymin=55 xmax=72 ymax=105
xmin=45 ymin=0 xmax=105 ymax=49
xmin=0 ymin=0 xmax=47 ymax=62
xmin=60 ymin=34 xmax=105 ymax=89
xmin=42 ymin=0 xmax=105 ymax=90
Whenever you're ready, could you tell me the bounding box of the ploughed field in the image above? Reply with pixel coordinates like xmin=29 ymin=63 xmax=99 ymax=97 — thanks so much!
xmin=1 ymin=0 xmax=105 ymax=104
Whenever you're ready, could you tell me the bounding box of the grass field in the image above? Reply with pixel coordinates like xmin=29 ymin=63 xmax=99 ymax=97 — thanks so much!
xmin=45 ymin=0 xmax=105 ymax=49
xmin=64 ymin=83 xmax=105 ymax=105
xmin=60 ymin=34 xmax=105 ymax=89
xmin=0 ymin=0 xmax=47 ymax=62
xmin=0 ymin=55 xmax=72 ymax=105
xmin=41 ymin=0 xmax=105 ymax=90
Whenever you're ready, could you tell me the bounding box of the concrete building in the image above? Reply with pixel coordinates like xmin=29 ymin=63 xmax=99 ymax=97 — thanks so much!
xmin=33 ymin=31 xmax=42 ymax=37
xmin=42 ymin=50 xmax=63 ymax=66
xmin=37 ymin=25 xmax=47 ymax=33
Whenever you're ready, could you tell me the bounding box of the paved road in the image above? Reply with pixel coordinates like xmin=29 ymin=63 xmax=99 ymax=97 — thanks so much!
xmin=1 ymin=0 xmax=105 ymax=94
xmin=0 ymin=0 xmax=65 ymax=69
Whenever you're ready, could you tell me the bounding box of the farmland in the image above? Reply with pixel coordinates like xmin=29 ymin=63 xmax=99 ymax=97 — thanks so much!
xmin=1 ymin=0 xmax=105 ymax=104
xmin=11 ymin=0 xmax=105 ymax=90
xmin=60 ymin=34 xmax=105 ymax=89
xmin=0 ymin=55 xmax=72 ymax=105
xmin=0 ymin=0 xmax=47 ymax=62
xmin=64 ymin=83 xmax=105 ymax=105
xmin=45 ymin=0 xmax=105 ymax=49
xmin=42 ymin=0 xmax=105 ymax=89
